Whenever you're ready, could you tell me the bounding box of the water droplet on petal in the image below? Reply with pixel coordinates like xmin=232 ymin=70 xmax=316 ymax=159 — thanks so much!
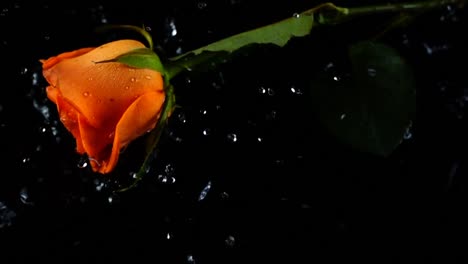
xmin=131 ymin=77 xmax=136 ymax=82
xmin=145 ymin=75 xmax=152 ymax=80
xmin=125 ymin=86 xmax=130 ymax=90
xmin=88 ymin=77 xmax=93 ymax=81
xmin=83 ymin=92 xmax=90 ymax=97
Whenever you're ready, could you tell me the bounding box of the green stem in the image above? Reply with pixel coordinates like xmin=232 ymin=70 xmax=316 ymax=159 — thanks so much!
xmin=317 ymin=0 xmax=465 ymax=24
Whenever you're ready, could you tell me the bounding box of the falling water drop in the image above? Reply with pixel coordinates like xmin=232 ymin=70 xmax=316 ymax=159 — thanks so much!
xmin=202 ymin=128 xmax=211 ymax=136
xmin=19 ymin=188 xmax=34 ymax=205
xmin=197 ymin=1 xmax=207 ymax=9
xmin=403 ymin=127 xmax=412 ymax=140
xmin=187 ymin=255 xmax=196 ymax=264
xmin=367 ymin=68 xmax=377 ymax=77
xmin=20 ymin=67 xmax=28 ymax=75
xmin=198 ymin=181 xmax=212 ymax=201
xmin=227 ymin=133 xmax=238 ymax=143
xmin=225 ymin=235 xmax=236 ymax=247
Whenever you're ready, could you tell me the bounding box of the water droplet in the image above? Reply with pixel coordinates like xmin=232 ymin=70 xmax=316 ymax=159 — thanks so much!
xmin=267 ymin=87 xmax=275 ymax=96
xmin=22 ymin=157 xmax=30 ymax=164
xmin=258 ymin=86 xmax=266 ymax=94
xmin=83 ymin=92 xmax=90 ymax=97
xmin=128 ymin=68 xmax=136 ymax=72
xmin=19 ymin=188 xmax=34 ymax=205
xmin=20 ymin=67 xmax=28 ymax=75
xmin=200 ymin=109 xmax=208 ymax=115
xmin=220 ymin=192 xmax=229 ymax=200
xmin=202 ymin=128 xmax=211 ymax=136
xmin=77 ymin=157 xmax=88 ymax=169
xmin=165 ymin=164 xmax=175 ymax=175
xmin=197 ymin=1 xmax=207 ymax=9
xmin=88 ymin=77 xmax=93 ymax=81
xmin=225 ymin=235 xmax=236 ymax=247
xmin=333 ymin=76 xmax=341 ymax=81
xmin=130 ymin=77 xmax=136 ymax=82
xmin=168 ymin=19 xmax=178 ymax=37
xmin=31 ymin=72 xmax=39 ymax=86
xmin=340 ymin=113 xmax=346 ymax=120
xmin=125 ymin=86 xmax=130 ymax=90
xmin=403 ymin=127 xmax=412 ymax=140
xmin=367 ymin=68 xmax=377 ymax=77
xmin=108 ymin=194 xmax=119 ymax=204
xmin=227 ymin=133 xmax=238 ymax=143
xmin=324 ymin=62 xmax=334 ymax=71
xmin=166 ymin=232 xmax=172 ymax=240
xmin=257 ymin=137 xmax=263 ymax=143
xmin=94 ymin=179 xmax=105 ymax=192
xmin=292 ymin=13 xmax=300 ymax=18
xmin=266 ymin=110 xmax=277 ymax=120
xmin=198 ymin=181 xmax=212 ymax=201
xmin=145 ymin=75 xmax=152 ymax=80
xmin=187 ymin=255 xmax=196 ymax=264
xmin=177 ymin=112 xmax=187 ymax=124
xmin=158 ymin=175 xmax=176 ymax=184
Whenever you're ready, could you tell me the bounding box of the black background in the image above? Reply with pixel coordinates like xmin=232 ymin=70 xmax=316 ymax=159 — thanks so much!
xmin=1 ymin=0 xmax=468 ymax=263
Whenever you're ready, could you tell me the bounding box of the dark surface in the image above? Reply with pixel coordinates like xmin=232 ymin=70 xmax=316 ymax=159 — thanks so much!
xmin=1 ymin=0 xmax=467 ymax=263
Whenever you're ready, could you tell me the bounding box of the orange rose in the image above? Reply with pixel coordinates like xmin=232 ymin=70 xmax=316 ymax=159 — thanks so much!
xmin=41 ymin=39 xmax=165 ymax=174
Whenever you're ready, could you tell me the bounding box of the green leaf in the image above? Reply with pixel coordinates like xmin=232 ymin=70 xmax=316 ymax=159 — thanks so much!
xmin=95 ymin=48 xmax=165 ymax=75
xmin=310 ymin=41 xmax=416 ymax=156
xmin=166 ymin=3 xmax=347 ymax=80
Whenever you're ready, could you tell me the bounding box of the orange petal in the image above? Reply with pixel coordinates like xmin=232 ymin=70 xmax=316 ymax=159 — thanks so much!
xmin=96 ymin=91 xmax=165 ymax=174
